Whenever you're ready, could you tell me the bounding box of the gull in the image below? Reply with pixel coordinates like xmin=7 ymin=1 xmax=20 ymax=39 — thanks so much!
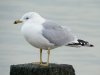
xmin=14 ymin=12 xmax=94 ymax=66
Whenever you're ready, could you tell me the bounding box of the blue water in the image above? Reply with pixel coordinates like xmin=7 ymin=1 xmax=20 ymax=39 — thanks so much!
xmin=0 ymin=0 xmax=100 ymax=75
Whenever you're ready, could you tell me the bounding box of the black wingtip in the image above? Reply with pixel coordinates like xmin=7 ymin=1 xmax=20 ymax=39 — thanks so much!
xmin=66 ymin=39 xmax=94 ymax=47
xmin=89 ymin=44 xmax=94 ymax=47
xmin=78 ymin=39 xmax=94 ymax=47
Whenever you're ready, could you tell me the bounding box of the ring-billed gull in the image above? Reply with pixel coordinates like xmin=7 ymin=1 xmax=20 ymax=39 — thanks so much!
xmin=14 ymin=12 xmax=94 ymax=66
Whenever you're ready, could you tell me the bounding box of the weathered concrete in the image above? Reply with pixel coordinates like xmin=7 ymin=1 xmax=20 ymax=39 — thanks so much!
xmin=10 ymin=62 xmax=75 ymax=75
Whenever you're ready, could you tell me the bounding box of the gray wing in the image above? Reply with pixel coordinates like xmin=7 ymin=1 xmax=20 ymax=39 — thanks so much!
xmin=42 ymin=21 xmax=75 ymax=46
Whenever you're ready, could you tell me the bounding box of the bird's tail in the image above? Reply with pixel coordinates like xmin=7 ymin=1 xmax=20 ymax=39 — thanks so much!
xmin=66 ymin=39 xmax=94 ymax=47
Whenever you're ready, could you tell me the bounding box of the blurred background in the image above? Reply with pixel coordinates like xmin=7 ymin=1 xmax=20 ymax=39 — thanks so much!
xmin=0 ymin=0 xmax=100 ymax=75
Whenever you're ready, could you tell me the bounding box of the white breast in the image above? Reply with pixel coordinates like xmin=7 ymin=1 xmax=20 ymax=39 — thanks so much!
xmin=21 ymin=22 xmax=54 ymax=49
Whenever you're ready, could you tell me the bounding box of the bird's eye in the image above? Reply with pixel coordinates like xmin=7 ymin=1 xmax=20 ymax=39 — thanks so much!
xmin=25 ymin=17 xmax=29 ymax=20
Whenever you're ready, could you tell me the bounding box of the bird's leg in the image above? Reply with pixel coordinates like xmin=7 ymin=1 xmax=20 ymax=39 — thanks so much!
xmin=47 ymin=47 xmax=50 ymax=65
xmin=40 ymin=48 xmax=42 ymax=64
xmin=39 ymin=48 xmax=50 ymax=66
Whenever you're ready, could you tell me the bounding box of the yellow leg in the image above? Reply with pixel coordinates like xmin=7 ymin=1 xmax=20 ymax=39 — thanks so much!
xmin=39 ymin=48 xmax=50 ymax=66
xmin=47 ymin=48 xmax=50 ymax=65
xmin=40 ymin=48 xmax=42 ymax=64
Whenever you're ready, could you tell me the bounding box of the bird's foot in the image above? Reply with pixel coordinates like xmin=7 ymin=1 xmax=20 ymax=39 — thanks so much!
xmin=32 ymin=62 xmax=49 ymax=66
xmin=32 ymin=62 xmax=40 ymax=65
xmin=40 ymin=63 xmax=48 ymax=66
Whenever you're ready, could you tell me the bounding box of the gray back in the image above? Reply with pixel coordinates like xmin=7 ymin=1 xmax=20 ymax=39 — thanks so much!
xmin=42 ymin=21 xmax=75 ymax=46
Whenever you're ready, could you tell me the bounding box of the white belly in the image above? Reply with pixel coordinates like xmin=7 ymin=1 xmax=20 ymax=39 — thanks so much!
xmin=21 ymin=23 xmax=55 ymax=50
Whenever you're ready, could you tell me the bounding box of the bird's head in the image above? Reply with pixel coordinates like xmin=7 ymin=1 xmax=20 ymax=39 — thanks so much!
xmin=14 ymin=12 xmax=41 ymax=24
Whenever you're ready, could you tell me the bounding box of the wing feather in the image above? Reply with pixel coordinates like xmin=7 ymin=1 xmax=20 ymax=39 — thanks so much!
xmin=42 ymin=21 xmax=75 ymax=46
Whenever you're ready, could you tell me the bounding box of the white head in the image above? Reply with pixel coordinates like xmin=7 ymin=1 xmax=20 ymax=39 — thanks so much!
xmin=14 ymin=12 xmax=45 ymax=24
